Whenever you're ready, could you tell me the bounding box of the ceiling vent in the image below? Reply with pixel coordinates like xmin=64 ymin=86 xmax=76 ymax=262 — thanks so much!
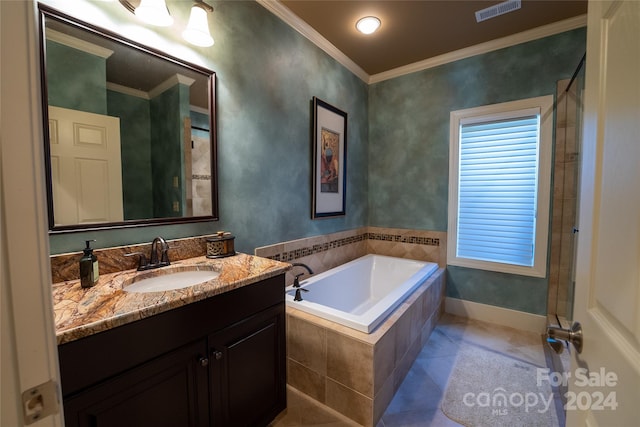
xmin=475 ymin=0 xmax=521 ymax=23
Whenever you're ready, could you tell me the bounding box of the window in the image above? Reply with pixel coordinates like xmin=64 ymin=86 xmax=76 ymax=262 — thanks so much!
xmin=447 ymin=96 xmax=553 ymax=277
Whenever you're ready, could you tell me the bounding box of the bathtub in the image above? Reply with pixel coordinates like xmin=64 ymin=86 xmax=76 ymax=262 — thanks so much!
xmin=285 ymin=254 xmax=438 ymax=333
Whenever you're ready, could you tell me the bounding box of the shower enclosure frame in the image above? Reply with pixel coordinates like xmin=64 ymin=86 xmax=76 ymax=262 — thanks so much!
xmin=548 ymin=54 xmax=586 ymax=321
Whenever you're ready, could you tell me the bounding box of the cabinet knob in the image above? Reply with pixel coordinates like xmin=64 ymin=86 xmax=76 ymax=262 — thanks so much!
xmin=213 ymin=350 xmax=223 ymax=360
xmin=199 ymin=357 xmax=209 ymax=367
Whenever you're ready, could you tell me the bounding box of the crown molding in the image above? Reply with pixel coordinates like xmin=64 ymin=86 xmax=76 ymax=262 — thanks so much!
xmin=190 ymin=105 xmax=209 ymax=115
xmin=46 ymin=29 xmax=114 ymax=59
xmin=149 ymin=73 xmax=195 ymax=98
xmin=369 ymin=14 xmax=587 ymax=84
xmin=107 ymin=74 xmax=195 ymax=100
xmin=257 ymin=0 xmax=586 ymax=86
xmin=106 ymin=82 xmax=149 ymax=99
xmin=256 ymin=0 xmax=369 ymax=83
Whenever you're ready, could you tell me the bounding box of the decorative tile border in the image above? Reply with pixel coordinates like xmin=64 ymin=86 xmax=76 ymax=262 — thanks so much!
xmin=367 ymin=232 xmax=440 ymax=247
xmin=267 ymin=232 xmax=439 ymax=262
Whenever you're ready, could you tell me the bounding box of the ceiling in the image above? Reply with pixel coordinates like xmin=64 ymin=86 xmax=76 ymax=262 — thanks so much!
xmin=277 ymin=0 xmax=587 ymax=76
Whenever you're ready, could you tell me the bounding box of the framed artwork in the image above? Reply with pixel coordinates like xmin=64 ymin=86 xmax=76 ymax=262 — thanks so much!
xmin=312 ymin=97 xmax=347 ymax=218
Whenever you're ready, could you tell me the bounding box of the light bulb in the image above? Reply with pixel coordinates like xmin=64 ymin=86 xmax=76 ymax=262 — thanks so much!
xmin=183 ymin=4 xmax=214 ymax=47
xmin=135 ymin=0 xmax=173 ymax=27
xmin=356 ymin=16 xmax=381 ymax=35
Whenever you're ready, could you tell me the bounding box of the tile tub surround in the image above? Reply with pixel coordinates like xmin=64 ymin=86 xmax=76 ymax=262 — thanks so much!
xmin=52 ymin=253 xmax=290 ymax=344
xmin=275 ymin=314 xmax=557 ymax=427
xmin=286 ymin=267 xmax=446 ymax=426
xmin=49 ymin=234 xmax=217 ymax=284
xmin=366 ymin=227 xmax=446 ymax=268
xmin=255 ymin=227 xmax=446 ymax=285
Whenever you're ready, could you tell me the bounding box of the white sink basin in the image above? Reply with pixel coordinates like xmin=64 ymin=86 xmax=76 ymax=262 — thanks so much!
xmin=124 ymin=269 xmax=220 ymax=293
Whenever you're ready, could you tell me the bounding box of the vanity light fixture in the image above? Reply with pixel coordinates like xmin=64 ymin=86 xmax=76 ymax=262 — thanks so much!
xmin=356 ymin=16 xmax=381 ymax=35
xmin=182 ymin=1 xmax=215 ymax=47
xmin=134 ymin=0 xmax=173 ymax=26
xmin=118 ymin=0 xmax=215 ymax=47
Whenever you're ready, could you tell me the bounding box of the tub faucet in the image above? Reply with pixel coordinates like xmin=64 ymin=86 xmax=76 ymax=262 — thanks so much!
xmin=291 ymin=263 xmax=313 ymax=288
xmin=293 ymin=288 xmax=309 ymax=301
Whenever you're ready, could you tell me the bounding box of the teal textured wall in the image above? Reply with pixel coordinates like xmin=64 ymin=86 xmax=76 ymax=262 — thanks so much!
xmin=368 ymin=28 xmax=586 ymax=315
xmin=108 ymin=84 xmax=190 ymax=220
xmin=49 ymin=0 xmax=369 ymax=254
xmin=150 ymin=84 xmax=187 ymax=218
xmin=46 ymin=40 xmax=107 ymax=114
xmin=107 ymin=90 xmax=153 ymax=220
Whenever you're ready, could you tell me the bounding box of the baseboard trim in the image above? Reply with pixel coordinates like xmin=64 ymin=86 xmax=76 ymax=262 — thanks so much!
xmin=445 ymin=297 xmax=547 ymax=333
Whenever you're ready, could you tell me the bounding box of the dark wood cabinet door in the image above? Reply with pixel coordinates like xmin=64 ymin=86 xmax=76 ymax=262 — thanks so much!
xmin=209 ymin=304 xmax=286 ymax=427
xmin=63 ymin=339 xmax=210 ymax=427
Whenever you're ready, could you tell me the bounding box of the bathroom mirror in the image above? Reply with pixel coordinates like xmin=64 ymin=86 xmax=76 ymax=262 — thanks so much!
xmin=38 ymin=5 xmax=218 ymax=232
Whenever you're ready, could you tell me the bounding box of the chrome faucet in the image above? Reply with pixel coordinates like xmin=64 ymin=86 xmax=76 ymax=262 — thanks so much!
xmin=291 ymin=263 xmax=313 ymax=288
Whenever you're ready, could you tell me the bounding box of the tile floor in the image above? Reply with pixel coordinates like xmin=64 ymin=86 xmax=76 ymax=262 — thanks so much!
xmin=271 ymin=313 xmax=565 ymax=427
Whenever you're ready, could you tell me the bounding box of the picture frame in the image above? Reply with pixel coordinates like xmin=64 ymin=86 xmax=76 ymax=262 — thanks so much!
xmin=312 ymin=97 xmax=347 ymax=219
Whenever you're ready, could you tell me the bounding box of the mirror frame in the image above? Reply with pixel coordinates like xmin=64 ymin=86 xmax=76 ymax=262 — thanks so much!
xmin=38 ymin=4 xmax=219 ymax=233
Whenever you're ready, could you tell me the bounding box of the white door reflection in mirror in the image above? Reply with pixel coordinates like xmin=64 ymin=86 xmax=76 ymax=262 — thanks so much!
xmin=48 ymin=106 xmax=123 ymax=226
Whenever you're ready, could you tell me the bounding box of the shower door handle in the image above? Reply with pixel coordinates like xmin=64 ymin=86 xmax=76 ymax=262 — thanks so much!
xmin=546 ymin=321 xmax=583 ymax=354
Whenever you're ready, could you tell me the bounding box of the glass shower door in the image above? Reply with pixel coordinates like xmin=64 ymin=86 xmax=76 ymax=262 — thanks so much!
xmin=560 ymin=56 xmax=585 ymax=320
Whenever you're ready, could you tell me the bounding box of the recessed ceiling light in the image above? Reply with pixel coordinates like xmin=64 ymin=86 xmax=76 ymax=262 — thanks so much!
xmin=356 ymin=16 xmax=381 ymax=35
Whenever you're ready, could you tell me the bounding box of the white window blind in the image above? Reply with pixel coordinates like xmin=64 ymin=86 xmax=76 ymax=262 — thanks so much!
xmin=457 ymin=116 xmax=539 ymax=266
xmin=448 ymin=95 xmax=553 ymax=278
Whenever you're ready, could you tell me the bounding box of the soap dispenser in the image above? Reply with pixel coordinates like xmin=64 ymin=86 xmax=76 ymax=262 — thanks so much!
xmin=79 ymin=240 xmax=99 ymax=288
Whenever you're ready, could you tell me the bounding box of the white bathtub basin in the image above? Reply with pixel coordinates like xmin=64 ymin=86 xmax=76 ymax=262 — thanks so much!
xmin=286 ymin=254 xmax=438 ymax=333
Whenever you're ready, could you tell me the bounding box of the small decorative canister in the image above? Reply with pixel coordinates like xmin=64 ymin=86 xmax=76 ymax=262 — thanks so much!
xmin=206 ymin=231 xmax=236 ymax=258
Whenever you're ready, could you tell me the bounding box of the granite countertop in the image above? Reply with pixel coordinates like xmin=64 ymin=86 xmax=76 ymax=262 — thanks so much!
xmin=53 ymin=253 xmax=290 ymax=345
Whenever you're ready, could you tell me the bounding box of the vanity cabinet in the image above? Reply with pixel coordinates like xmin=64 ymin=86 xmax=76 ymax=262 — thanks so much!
xmin=61 ymin=339 xmax=210 ymax=427
xmin=209 ymin=305 xmax=284 ymax=426
xmin=58 ymin=275 xmax=286 ymax=427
